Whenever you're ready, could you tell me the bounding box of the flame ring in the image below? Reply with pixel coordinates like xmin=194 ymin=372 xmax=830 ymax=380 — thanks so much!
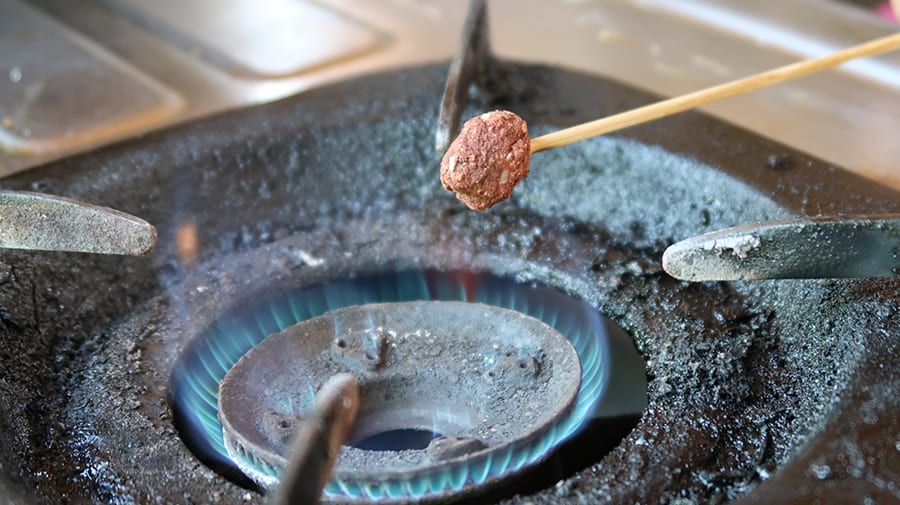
xmin=171 ymin=270 xmax=608 ymax=501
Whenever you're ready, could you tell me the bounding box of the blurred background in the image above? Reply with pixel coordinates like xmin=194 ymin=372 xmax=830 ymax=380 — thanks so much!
xmin=1 ymin=0 xmax=898 ymax=187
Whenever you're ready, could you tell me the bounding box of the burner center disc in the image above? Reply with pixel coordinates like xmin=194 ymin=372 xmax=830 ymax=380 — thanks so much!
xmin=218 ymin=301 xmax=581 ymax=495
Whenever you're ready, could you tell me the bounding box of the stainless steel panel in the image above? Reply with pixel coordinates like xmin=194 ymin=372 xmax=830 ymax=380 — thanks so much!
xmin=106 ymin=0 xmax=384 ymax=78
xmin=0 ymin=0 xmax=183 ymax=156
xmin=2 ymin=0 xmax=899 ymax=191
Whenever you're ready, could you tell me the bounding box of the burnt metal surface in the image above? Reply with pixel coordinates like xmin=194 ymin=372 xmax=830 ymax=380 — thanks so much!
xmin=435 ymin=0 xmax=488 ymax=154
xmin=0 ymin=62 xmax=896 ymax=505
xmin=270 ymin=373 xmax=359 ymax=505
xmin=220 ymin=301 xmax=581 ymax=499
xmin=663 ymin=215 xmax=900 ymax=280
xmin=0 ymin=190 xmax=157 ymax=255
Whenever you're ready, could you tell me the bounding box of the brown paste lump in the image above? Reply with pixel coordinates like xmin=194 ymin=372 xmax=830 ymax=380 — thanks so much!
xmin=440 ymin=110 xmax=530 ymax=211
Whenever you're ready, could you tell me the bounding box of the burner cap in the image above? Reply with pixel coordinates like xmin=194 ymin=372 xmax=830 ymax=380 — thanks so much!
xmin=218 ymin=301 xmax=581 ymax=499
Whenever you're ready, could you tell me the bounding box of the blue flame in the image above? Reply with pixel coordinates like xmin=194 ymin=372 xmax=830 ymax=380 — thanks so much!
xmin=170 ymin=270 xmax=609 ymax=500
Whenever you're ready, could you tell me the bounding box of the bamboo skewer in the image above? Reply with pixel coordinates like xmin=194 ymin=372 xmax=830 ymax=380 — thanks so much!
xmin=529 ymin=32 xmax=900 ymax=154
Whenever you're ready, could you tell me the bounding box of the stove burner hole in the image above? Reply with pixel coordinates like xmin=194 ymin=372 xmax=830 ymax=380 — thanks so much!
xmin=345 ymin=403 xmax=473 ymax=454
xmin=352 ymin=429 xmax=441 ymax=452
xmin=170 ymin=269 xmax=647 ymax=503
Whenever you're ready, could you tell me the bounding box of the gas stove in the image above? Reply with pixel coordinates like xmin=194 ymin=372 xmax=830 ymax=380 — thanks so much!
xmin=0 ymin=2 xmax=898 ymax=505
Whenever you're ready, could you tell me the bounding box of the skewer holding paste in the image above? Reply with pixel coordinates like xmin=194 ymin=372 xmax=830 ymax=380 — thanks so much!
xmin=440 ymin=32 xmax=900 ymax=210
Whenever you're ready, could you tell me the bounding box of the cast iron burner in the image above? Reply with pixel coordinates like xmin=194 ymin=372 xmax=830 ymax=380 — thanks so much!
xmin=171 ymin=270 xmax=633 ymax=503
xmin=221 ymin=301 xmax=581 ymax=496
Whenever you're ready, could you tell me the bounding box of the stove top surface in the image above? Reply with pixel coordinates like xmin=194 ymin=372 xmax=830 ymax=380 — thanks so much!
xmin=0 ymin=60 xmax=896 ymax=504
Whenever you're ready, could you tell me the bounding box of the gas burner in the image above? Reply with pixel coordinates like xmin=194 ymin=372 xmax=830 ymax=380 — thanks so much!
xmin=224 ymin=300 xmax=580 ymax=499
xmin=172 ymin=270 xmax=624 ymax=503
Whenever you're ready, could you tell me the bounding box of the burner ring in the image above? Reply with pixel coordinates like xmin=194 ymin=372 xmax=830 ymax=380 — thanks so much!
xmin=218 ymin=301 xmax=582 ymax=495
xmin=171 ymin=270 xmax=612 ymax=502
